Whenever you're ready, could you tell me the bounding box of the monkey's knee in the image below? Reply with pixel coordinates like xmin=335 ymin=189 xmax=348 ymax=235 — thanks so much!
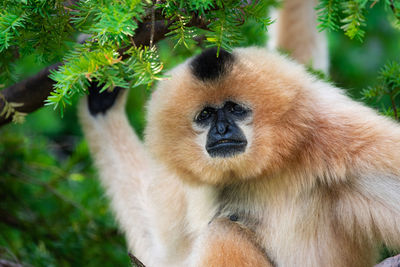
xmin=196 ymin=218 xmax=273 ymax=267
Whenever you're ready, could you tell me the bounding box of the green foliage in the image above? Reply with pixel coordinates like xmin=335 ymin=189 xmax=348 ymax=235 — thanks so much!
xmin=362 ymin=61 xmax=400 ymax=119
xmin=341 ymin=0 xmax=368 ymax=40
xmin=317 ymin=0 xmax=400 ymax=40
xmin=306 ymin=65 xmax=331 ymax=82
xmin=391 ymin=0 xmax=400 ymax=26
xmin=46 ymin=44 xmax=164 ymax=116
xmin=125 ymin=46 xmax=165 ymax=88
xmin=0 ymin=126 xmax=130 ymax=266
xmin=0 ymin=0 xmax=72 ymax=84
xmin=41 ymin=0 xmax=150 ymax=115
xmin=161 ymin=0 xmax=273 ymax=55
xmin=46 ymin=45 xmax=126 ymax=116
xmin=316 ymin=0 xmax=342 ymax=31
xmin=165 ymin=13 xmax=197 ymax=49
xmin=0 ymin=0 xmax=273 ymax=114
xmin=242 ymin=0 xmax=275 ymax=30
xmin=72 ymin=0 xmax=146 ymax=46
xmin=203 ymin=1 xmax=273 ymax=56
xmin=0 ymin=0 xmax=71 ymax=56
xmin=206 ymin=8 xmax=243 ymax=55
xmin=0 ymin=93 xmax=26 ymax=123
xmin=0 ymin=11 xmax=27 ymax=52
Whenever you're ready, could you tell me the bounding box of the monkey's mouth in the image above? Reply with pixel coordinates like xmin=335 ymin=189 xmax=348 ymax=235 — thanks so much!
xmin=214 ymin=139 xmax=244 ymax=145
xmin=206 ymin=139 xmax=247 ymax=158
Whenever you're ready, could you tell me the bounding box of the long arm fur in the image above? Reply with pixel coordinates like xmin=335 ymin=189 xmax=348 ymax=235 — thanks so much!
xmin=79 ymin=92 xmax=155 ymax=257
xmin=79 ymin=92 xmax=194 ymax=266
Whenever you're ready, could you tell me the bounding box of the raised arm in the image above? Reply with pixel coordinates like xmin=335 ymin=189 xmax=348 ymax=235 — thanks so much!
xmin=78 ymin=84 xmax=153 ymax=255
xmin=79 ymin=85 xmax=195 ymax=266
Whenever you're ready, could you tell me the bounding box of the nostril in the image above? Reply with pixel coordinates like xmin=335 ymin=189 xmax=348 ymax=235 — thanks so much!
xmin=216 ymin=121 xmax=228 ymax=134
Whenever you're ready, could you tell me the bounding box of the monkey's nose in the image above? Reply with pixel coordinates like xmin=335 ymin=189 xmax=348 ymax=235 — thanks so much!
xmin=216 ymin=121 xmax=229 ymax=135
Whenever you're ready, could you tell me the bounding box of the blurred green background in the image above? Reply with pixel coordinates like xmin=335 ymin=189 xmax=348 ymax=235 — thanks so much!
xmin=1 ymin=2 xmax=400 ymax=266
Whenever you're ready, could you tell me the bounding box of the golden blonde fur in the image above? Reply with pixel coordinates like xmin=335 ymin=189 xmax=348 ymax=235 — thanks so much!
xmin=80 ymin=46 xmax=400 ymax=266
xmin=145 ymin=47 xmax=400 ymax=266
xmin=79 ymin=1 xmax=400 ymax=266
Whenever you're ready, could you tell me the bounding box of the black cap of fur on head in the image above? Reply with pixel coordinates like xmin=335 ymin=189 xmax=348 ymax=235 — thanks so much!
xmin=190 ymin=47 xmax=234 ymax=81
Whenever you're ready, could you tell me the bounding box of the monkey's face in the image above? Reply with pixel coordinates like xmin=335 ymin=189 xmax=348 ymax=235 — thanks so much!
xmin=145 ymin=47 xmax=312 ymax=185
xmin=193 ymin=100 xmax=252 ymax=158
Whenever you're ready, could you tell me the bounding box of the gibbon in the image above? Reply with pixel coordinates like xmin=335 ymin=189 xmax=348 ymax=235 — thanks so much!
xmin=80 ymin=46 xmax=400 ymax=266
xmin=78 ymin=1 xmax=400 ymax=267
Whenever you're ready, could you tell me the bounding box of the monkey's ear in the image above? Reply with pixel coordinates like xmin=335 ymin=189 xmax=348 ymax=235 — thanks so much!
xmin=87 ymin=82 xmax=124 ymax=116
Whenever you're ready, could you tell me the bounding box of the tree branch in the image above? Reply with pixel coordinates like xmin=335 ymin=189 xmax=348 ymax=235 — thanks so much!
xmin=375 ymin=254 xmax=400 ymax=267
xmin=0 ymin=15 xmax=207 ymax=127
xmin=0 ymin=63 xmax=62 ymax=126
xmin=0 ymin=259 xmax=23 ymax=267
xmin=128 ymin=252 xmax=146 ymax=267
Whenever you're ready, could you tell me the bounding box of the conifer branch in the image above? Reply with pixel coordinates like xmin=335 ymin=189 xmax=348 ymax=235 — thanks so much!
xmin=0 ymin=16 xmax=206 ymax=127
xmin=0 ymin=0 xmax=266 ymax=126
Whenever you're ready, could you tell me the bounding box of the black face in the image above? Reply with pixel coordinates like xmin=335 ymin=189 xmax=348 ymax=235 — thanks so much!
xmin=195 ymin=101 xmax=251 ymax=158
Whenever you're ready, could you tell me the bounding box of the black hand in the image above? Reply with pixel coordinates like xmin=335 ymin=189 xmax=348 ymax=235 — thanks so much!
xmin=87 ymin=82 xmax=123 ymax=116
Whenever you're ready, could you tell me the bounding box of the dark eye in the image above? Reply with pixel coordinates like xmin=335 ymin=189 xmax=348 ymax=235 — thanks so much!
xmin=228 ymin=102 xmax=246 ymax=115
xmin=196 ymin=107 xmax=214 ymax=122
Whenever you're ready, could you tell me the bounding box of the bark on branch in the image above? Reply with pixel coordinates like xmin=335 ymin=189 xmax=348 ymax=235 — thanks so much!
xmin=0 ymin=63 xmax=62 ymax=126
xmin=375 ymin=254 xmax=400 ymax=267
xmin=0 ymin=259 xmax=23 ymax=267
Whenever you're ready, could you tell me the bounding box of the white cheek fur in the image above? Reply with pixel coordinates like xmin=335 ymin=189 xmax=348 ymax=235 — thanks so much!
xmin=195 ymin=130 xmax=209 ymax=157
xmin=192 ymin=118 xmax=254 ymax=158
xmin=238 ymin=121 xmax=253 ymax=153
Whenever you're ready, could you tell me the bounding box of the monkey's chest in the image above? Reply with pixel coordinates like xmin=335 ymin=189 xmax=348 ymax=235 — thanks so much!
xmin=216 ymin=189 xmax=355 ymax=266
